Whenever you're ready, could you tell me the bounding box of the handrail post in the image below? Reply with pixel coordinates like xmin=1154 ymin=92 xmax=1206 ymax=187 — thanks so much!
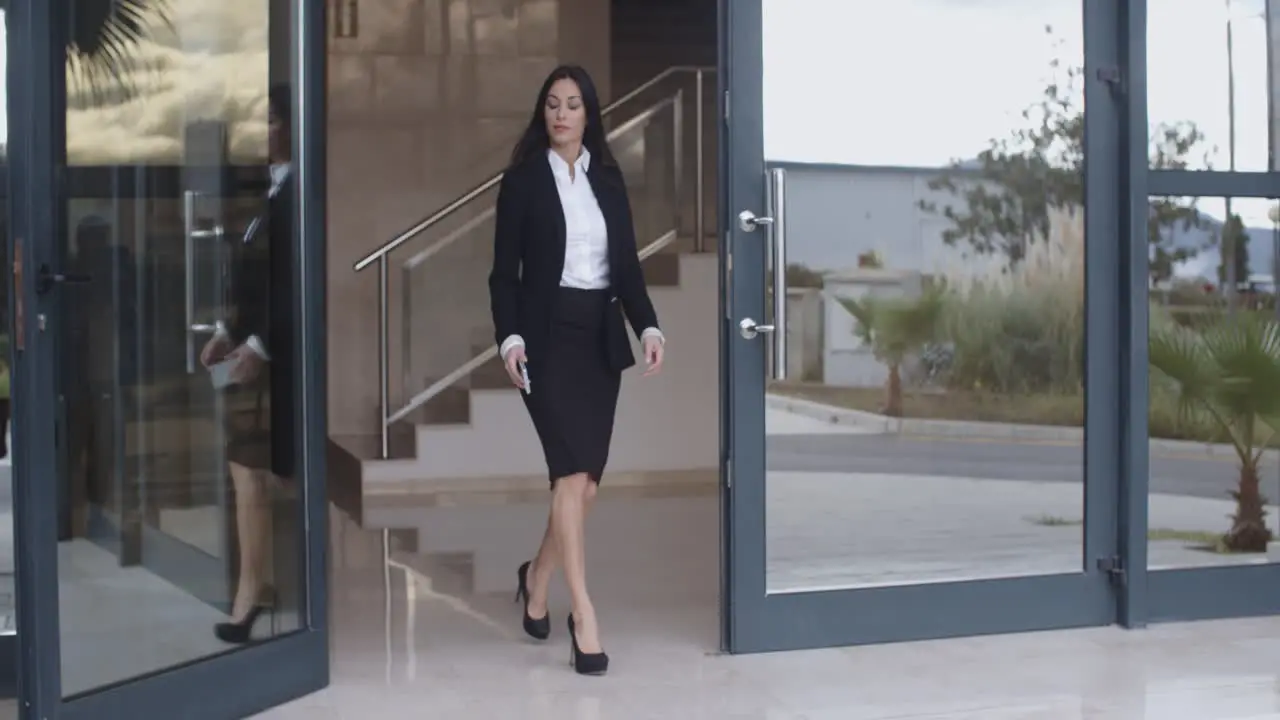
xmin=694 ymin=69 xmax=705 ymax=253
xmin=672 ymin=88 xmax=684 ymax=243
xmin=378 ymin=256 xmax=390 ymax=459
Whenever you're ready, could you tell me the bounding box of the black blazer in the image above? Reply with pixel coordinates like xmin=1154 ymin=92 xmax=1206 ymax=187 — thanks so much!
xmin=226 ymin=174 xmax=296 ymax=476
xmin=488 ymin=152 xmax=660 ymax=372
xmin=228 ymin=175 xmax=293 ymax=361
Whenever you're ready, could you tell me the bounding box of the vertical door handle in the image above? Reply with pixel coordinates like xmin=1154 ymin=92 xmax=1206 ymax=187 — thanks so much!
xmin=183 ymin=190 xmax=225 ymax=373
xmin=766 ymin=168 xmax=788 ymax=380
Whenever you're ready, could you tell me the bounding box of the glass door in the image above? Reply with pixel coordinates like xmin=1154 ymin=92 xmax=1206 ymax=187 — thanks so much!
xmin=7 ymin=0 xmax=329 ymax=716
xmin=721 ymin=0 xmax=1132 ymax=651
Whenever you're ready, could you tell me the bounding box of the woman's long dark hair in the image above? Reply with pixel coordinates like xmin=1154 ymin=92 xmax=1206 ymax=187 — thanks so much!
xmin=508 ymin=65 xmax=617 ymax=170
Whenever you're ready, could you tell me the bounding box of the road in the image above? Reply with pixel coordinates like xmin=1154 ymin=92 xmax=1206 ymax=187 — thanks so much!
xmin=766 ymin=433 xmax=1267 ymax=500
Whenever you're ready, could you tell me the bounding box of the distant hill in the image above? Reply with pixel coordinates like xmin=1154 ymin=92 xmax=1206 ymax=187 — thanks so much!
xmin=1165 ymin=209 xmax=1275 ymax=280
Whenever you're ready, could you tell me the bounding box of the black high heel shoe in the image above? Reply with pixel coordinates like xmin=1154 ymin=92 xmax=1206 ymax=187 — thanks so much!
xmin=515 ymin=561 xmax=551 ymax=640
xmin=567 ymin=614 xmax=609 ymax=676
xmin=215 ymin=586 xmax=277 ymax=645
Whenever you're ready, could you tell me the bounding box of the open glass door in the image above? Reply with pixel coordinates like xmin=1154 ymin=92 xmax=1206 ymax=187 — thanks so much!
xmin=721 ymin=0 xmax=1132 ymax=652
xmin=7 ymin=0 xmax=329 ymax=716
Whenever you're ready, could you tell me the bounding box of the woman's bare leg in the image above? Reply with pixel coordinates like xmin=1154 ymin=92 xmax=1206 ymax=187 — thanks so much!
xmin=526 ymin=481 xmax=597 ymax=618
xmin=551 ymin=472 xmax=602 ymax=652
xmin=228 ymin=461 xmax=272 ymax=621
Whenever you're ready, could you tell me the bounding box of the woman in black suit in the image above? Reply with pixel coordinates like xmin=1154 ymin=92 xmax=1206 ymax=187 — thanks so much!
xmin=490 ymin=65 xmax=665 ymax=675
xmin=200 ymin=84 xmax=296 ymax=644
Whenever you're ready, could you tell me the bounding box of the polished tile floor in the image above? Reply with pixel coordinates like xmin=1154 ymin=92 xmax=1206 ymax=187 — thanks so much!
xmin=256 ymin=485 xmax=1280 ymax=719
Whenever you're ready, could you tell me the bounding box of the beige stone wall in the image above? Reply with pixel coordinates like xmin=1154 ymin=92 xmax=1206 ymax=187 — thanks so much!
xmin=327 ymin=0 xmax=611 ymax=436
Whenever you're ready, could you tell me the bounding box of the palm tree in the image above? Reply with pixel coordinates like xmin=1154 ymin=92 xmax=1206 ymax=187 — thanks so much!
xmin=1 ymin=0 xmax=166 ymax=97
xmin=1149 ymin=313 xmax=1280 ymax=552
xmin=838 ymin=286 xmax=946 ymax=417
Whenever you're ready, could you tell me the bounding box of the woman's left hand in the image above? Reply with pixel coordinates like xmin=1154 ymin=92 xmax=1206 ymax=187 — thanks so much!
xmin=226 ymin=345 xmax=266 ymax=384
xmin=643 ymin=336 xmax=664 ymax=377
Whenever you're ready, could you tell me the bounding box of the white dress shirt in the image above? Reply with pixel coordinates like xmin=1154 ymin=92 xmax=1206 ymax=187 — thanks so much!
xmin=499 ymin=148 xmax=663 ymax=361
xmin=216 ymin=162 xmax=291 ymax=361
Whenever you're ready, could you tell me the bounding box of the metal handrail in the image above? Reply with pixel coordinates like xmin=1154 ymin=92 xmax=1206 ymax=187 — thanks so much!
xmin=387 ymin=229 xmax=679 ymax=425
xmin=365 ymin=65 xmax=715 ymax=457
xmin=400 ymin=94 xmax=681 ymax=271
xmin=354 ymin=65 xmax=713 ymax=272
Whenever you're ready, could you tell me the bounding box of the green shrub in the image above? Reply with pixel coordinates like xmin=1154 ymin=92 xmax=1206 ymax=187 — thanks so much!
xmin=933 ymin=213 xmax=1234 ymax=443
xmin=939 ymin=210 xmax=1084 ymax=395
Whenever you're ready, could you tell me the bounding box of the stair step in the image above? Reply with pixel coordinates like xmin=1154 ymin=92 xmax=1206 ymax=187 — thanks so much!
xmin=328 ymin=421 xmax=416 ymax=461
xmin=471 ymin=354 xmax=511 ymax=390
xmin=643 ymin=252 xmax=680 ymax=286
xmin=407 ymin=385 xmax=470 ymax=426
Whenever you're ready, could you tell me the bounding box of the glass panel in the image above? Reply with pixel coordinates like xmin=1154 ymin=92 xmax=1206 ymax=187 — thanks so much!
xmin=1148 ymin=0 xmax=1271 ymax=171
xmin=57 ymin=2 xmax=302 ymax=696
xmin=762 ymin=0 xmax=1085 ymax=592
xmin=395 ymin=88 xmax=686 ymax=421
xmin=1147 ymin=194 xmax=1280 ymax=569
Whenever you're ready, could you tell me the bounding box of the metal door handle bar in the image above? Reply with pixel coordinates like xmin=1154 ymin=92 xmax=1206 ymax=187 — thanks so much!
xmin=738 ymin=209 xmax=773 ymax=232
xmin=768 ymin=168 xmax=788 ymax=380
xmin=739 ymin=318 xmax=775 ymax=339
xmin=183 ymin=190 xmax=225 ymax=373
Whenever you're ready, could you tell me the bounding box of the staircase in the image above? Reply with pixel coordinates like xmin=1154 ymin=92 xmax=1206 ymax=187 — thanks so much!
xmin=331 ymin=67 xmax=719 ymax=517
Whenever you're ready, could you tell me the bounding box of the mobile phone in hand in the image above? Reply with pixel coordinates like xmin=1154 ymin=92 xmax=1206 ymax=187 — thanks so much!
xmin=519 ymin=360 xmax=531 ymax=395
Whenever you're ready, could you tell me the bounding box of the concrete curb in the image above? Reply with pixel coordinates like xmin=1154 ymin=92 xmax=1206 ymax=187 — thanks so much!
xmin=766 ymin=393 xmax=1276 ymax=462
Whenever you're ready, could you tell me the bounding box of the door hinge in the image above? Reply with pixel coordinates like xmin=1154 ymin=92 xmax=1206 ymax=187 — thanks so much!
xmin=1096 ymin=555 xmax=1126 ymax=586
xmin=723 ymin=90 xmax=730 ymax=122
xmin=1096 ymin=66 xmax=1126 ymax=97
xmin=725 ymin=458 xmax=732 ymax=489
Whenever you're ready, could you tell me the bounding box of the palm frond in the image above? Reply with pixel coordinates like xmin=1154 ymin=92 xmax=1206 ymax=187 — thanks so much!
xmin=1204 ymin=316 xmax=1280 ymax=422
xmin=64 ymin=0 xmax=169 ymax=102
xmin=836 ymin=296 xmax=877 ymax=347
xmin=1150 ymin=314 xmax=1280 ymax=462
xmin=838 ymin=288 xmax=946 ymax=365
xmin=1149 ymin=322 xmax=1218 ymax=412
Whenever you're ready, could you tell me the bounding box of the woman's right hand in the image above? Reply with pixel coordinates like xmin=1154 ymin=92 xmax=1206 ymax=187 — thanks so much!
xmin=503 ymin=346 xmax=528 ymax=389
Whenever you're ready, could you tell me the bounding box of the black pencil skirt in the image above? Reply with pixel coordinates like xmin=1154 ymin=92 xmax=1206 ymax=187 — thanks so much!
xmin=522 ymin=287 xmax=622 ymax=487
xmin=224 ymin=363 xmax=295 ymax=480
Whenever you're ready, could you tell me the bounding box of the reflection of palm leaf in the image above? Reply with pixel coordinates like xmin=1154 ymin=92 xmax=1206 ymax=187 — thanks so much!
xmin=61 ymin=0 xmax=168 ymax=101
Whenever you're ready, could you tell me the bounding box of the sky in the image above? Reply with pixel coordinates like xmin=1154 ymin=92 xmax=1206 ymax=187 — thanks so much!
xmin=763 ymin=0 xmax=1276 ymax=227
xmin=0 ymin=1 xmax=1272 ymax=223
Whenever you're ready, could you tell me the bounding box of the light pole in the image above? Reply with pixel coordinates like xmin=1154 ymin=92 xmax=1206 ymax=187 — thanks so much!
xmin=1226 ymin=0 xmax=1239 ymax=312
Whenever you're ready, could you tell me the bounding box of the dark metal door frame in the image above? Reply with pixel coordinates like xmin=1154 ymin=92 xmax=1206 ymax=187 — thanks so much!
xmin=719 ymin=0 xmax=1136 ymax=653
xmin=1128 ymin=0 xmax=1280 ymax=626
xmin=7 ymin=0 xmax=331 ymax=716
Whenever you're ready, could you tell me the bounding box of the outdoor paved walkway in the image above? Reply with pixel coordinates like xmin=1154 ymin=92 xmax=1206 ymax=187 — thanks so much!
xmin=766 ymin=472 xmax=1264 ymax=591
xmin=763 ymin=406 xmax=1278 ymax=591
